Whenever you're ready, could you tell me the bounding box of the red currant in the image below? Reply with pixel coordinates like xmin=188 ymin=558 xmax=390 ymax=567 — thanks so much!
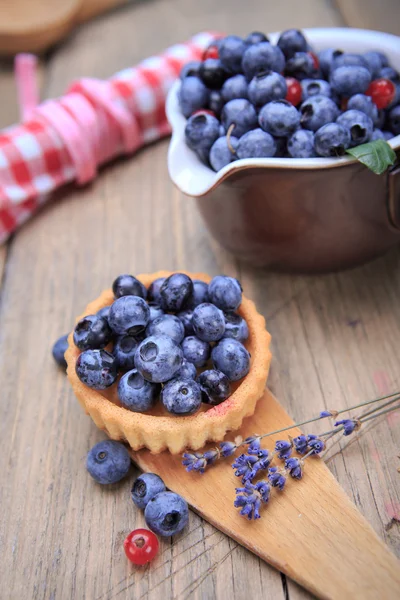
xmin=366 ymin=78 xmax=396 ymax=109
xmin=285 ymin=77 xmax=302 ymax=106
xmin=124 ymin=529 xmax=159 ymax=566
xmin=203 ymin=44 xmax=219 ymax=61
xmin=308 ymin=51 xmax=319 ymax=70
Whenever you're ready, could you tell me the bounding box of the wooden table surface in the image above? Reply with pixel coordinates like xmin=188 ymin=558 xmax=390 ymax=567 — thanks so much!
xmin=0 ymin=1 xmax=399 ymax=599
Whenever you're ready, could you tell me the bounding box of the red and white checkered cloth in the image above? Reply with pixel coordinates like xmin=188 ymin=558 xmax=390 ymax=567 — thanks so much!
xmin=0 ymin=32 xmax=218 ymax=243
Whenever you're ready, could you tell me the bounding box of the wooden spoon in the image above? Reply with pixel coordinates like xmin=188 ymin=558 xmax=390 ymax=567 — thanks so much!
xmin=132 ymin=388 xmax=400 ymax=599
xmin=0 ymin=0 xmax=130 ymax=55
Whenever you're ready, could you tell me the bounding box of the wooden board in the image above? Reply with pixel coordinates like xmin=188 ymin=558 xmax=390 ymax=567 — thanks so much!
xmin=132 ymin=388 xmax=400 ymax=600
xmin=0 ymin=1 xmax=399 ymax=599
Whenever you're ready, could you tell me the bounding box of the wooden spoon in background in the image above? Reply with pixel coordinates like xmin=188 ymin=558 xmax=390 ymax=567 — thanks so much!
xmin=0 ymin=0 xmax=131 ymax=55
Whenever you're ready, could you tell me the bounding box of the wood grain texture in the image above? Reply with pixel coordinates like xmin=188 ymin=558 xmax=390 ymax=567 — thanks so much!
xmin=0 ymin=1 xmax=399 ymax=599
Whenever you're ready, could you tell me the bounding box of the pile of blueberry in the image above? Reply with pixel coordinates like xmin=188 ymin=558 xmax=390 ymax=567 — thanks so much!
xmin=86 ymin=439 xmax=189 ymax=564
xmin=178 ymin=29 xmax=400 ymax=169
xmin=73 ymin=273 xmax=250 ymax=416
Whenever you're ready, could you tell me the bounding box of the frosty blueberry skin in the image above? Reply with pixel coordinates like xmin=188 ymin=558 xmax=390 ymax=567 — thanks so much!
xmin=73 ymin=314 xmax=112 ymax=351
xmin=86 ymin=440 xmax=131 ymax=484
xmin=161 ymin=378 xmax=202 ymax=415
xmin=118 ymin=369 xmax=159 ymax=412
xmin=112 ymin=274 xmax=147 ymax=299
xmin=108 ymin=296 xmax=150 ymax=336
xmin=144 ymin=491 xmax=189 ymax=536
xmin=76 ymin=349 xmax=117 ymax=389
xmin=135 ymin=334 xmax=183 ymax=383
xmin=211 ymin=338 xmax=251 ymax=382
xmin=131 ymin=473 xmax=166 ymax=509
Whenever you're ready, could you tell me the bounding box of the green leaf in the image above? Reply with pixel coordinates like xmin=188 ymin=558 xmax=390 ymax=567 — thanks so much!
xmin=346 ymin=139 xmax=396 ymax=175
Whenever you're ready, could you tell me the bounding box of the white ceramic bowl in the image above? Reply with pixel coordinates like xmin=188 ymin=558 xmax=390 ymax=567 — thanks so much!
xmin=167 ymin=27 xmax=400 ymax=197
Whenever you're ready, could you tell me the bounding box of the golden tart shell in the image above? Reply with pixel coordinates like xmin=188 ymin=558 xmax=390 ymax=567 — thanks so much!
xmin=66 ymin=271 xmax=272 ymax=454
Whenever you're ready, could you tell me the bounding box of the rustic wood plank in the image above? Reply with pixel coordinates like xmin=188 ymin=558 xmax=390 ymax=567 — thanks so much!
xmin=12 ymin=2 xmax=400 ymax=600
xmin=335 ymin=0 xmax=400 ymax=36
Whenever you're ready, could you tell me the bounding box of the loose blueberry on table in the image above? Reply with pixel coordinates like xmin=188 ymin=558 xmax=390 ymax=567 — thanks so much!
xmin=177 ymin=29 xmax=398 ymax=169
xmin=72 ymin=273 xmax=251 ymax=417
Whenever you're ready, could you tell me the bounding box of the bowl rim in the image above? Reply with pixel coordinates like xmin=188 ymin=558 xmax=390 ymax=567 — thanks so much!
xmin=167 ymin=27 xmax=400 ymax=197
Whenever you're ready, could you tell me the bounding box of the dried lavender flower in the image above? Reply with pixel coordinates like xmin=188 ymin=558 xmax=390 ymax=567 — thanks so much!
xmin=274 ymin=440 xmax=292 ymax=459
xmin=267 ymin=467 xmax=286 ymax=490
xmin=293 ymin=434 xmax=308 ymax=454
xmin=219 ymin=441 xmax=237 ymax=457
xmin=334 ymin=419 xmax=361 ymax=436
xmin=285 ymin=457 xmax=303 ymax=479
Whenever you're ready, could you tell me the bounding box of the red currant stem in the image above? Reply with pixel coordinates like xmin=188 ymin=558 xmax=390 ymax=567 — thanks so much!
xmin=227 ymin=123 xmax=237 ymax=154
xmin=243 ymin=391 xmax=400 ymax=442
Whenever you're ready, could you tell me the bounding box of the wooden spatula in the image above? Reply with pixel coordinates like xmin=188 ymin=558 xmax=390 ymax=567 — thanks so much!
xmin=132 ymin=388 xmax=400 ymax=600
xmin=0 ymin=0 xmax=130 ymax=55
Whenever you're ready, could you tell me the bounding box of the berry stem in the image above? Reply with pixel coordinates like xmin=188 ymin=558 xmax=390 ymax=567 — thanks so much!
xmin=226 ymin=123 xmax=237 ymax=154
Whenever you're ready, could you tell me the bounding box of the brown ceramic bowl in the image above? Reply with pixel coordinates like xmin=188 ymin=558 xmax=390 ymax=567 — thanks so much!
xmin=167 ymin=28 xmax=400 ymax=273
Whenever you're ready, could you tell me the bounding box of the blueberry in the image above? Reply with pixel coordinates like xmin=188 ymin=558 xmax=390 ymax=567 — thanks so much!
xmin=301 ymin=78 xmax=332 ymax=100
xmin=181 ymin=335 xmax=211 ymax=367
xmin=245 ymin=31 xmax=269 ymax=45
xmin=223 ymin=312 xmax=249 ymax=342
xmin=185 ymin=280 xmax=209 ymax=309
xmin=131 ymin=473 xmax=166 ymax=509
xmin=179 ymin=76 xmax=209 ymax=118
xmin=371 ymin=128 xmax=392 ymax=141
xmin=211 ymin=338 xmax=250 ymax=381
xmin=113 ymin=334 xmax=138 ymax=371
xmin=236 ymin=128 xmax=276 ymax=158
xmin=332 ymin=53 xmax=369 ymax=71
xmin=146 ymin=314 xmax=185 ymax=344
xmin=144 ymin=491 xmax=189 ymax=536
xmin=76 ymin=349 xmax=117 ymax=389
xmin=109 ymin=296 xmax=150 ymax=336
xmin=112 ymin=274 xmax=146 ymax=299
xmin=318 ymin=48 xmax=343 ymax=77
xmin=185 ymin=113 xmax=221 ymax=164
xmin=336 ymin=109 xmax=373 ymax=146
xmin=277 ymin=29 xmax=308 ymax=59
xmin=147 ymin=277 xmax=166 ymax=303
xmin=208 ymin=275 xmax=242 ymax=311
xmin=209 ymin=135 xmax=238 ymax=171
xmin=284 ymin=52 xmax=315 ymax=80
xmin=375 ymin=51 xmax=389 ymax=68
xmin=135 ymin=334 xmax=183 ymax=383
xmin=197 ymin=369 xmax=231 ymax=405
xmin=159 ymin=273 xmax=194 ymax=313
xmin=219 ymin=124 xmax=226 ymax=136
xmin=73 ymin=314 xmax=112 ymax=350
xmin=379 ymin=66 xmax=399 ymax=83
xmin=300 ymin=95 xmax=339 ymax=132
xmin=209 ymin=90 xmax=224 ymax=116
xmin=314 ymin=122 xmax=351 ymax=157
xmin=287 ymin=129 xmax=316 ymax=158
xmin=388 ymin=105 xmax=400 ymax=135
xmin=363 ymin=51 xmax=383 ymax=78
xmin=221 ymin=99 xmax=258 ymax=138
xmin=241 ymin=42 xmax=285 ymax=81
xmin=192 ymin=303 xmax=225 ymax=342
xmin=219 ymin=35 xmax=247 ymax=74
xmin=330 ymin=66 xmax=371 ymax=97
xmin=118 ymin=369 xmax=159 ymax=412
xmin=52 ymin=333 xmax=69 ymax=368
xmin=199 ymin=58 xmax=229 ymax=90
xmin=95 ymin=309 xmax=110 ymax=330
xmin=177 ymin=309 xmax=194 ymax=335
xmin=259 ymin=100 xmax=300 ymax=137
xmin=221 ymin=74 xmax=248 ymax=102
xmin=148 ymin=303 xmax=164 ymax=322
xmin=248 ymin=71 xmax=287 ymax=107
xmin=161 ymin=378 xmax=202 ymax=415
xmin=175 ymin=359 xmax=197 ymax=380
xmin=347 ymin=94 xmax=378 ymax=124
xmin=180 ymin=60 xmax=201 ymax=80
xmin=86 ymin=440 xmax=130 ymax=485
